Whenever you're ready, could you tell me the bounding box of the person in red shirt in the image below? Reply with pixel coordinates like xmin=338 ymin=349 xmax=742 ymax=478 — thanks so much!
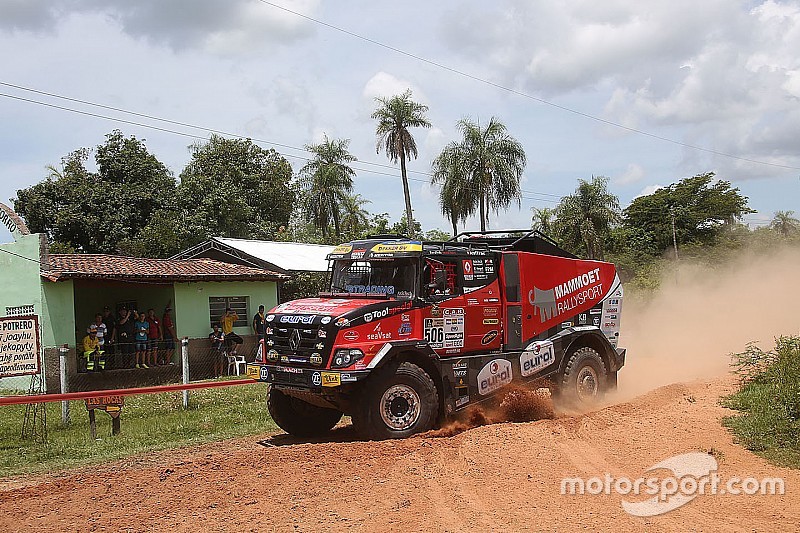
xmin=147 ymin=308 xmax=162 ymax=367
xmin=162 ymin=306 xmax=176 ymax=365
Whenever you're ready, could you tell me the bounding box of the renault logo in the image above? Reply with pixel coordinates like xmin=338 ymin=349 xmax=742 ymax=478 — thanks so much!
xmin=289 ymin=329 xmax=301 ymax=351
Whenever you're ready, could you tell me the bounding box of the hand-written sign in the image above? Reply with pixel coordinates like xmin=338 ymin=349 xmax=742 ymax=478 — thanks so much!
xmin=0 ymin=315 xmax=40 ymax=378
xmin=85 ymin=395 xmax=124 ymax=417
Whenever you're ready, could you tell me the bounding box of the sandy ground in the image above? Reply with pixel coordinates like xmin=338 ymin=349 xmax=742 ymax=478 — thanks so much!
xmin=0 ymin=373 xmax=797 ymax=532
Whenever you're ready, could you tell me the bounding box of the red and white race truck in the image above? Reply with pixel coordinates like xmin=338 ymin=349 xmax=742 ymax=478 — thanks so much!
xmin=247 ymin=230 xmax=625 ymax=440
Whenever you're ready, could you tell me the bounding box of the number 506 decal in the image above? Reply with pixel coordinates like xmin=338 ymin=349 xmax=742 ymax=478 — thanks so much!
xmin=424 ymin=318 xmax=444 ymax=348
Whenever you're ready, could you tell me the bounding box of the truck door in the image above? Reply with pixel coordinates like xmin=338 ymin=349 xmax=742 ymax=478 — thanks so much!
xmin=502 ymin=253 xmax=522 ymax=350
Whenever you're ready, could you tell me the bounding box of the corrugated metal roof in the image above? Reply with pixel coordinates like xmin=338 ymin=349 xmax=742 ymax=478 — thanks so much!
xmin=214 ymin=237 xmax=334 ymax=273
xmin=43 ymin=254 xmax=288 ymax=282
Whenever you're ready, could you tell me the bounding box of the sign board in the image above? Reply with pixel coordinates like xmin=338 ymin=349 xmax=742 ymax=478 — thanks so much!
xmin=0 ymin=315 xmax=40 ymax=378
xmin=85 ymin=395 xmax=125 ymax=418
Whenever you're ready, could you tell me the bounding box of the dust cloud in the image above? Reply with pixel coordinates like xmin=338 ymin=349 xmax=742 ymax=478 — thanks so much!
xmin=614 ymin=246 xmax=800 ymax=401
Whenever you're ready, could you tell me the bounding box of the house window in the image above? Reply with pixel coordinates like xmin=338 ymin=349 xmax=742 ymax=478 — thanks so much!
xmin=209 ymin=296 xmax=249 ymax=328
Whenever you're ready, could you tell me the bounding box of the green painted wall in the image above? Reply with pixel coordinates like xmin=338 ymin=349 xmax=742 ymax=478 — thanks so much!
xmin=173 ymin=280 xmax=277 ymax=339
xmin=41 ymin=280 xmax=74 ymax=346
xmin=0 ymin=234 xmax=45 ymax=390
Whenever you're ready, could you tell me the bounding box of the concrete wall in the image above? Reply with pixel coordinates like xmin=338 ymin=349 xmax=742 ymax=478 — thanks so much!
xmin=172 ymin=280 xmax=277 ymax=339
xmin=0 ymin=233 xmax=45 ymax=391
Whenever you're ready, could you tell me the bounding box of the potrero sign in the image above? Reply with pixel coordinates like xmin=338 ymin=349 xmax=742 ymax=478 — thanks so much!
xmin=0 ymin=315 xmax=40 ymax=378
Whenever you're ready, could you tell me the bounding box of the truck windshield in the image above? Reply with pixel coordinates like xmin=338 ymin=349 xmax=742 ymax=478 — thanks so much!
xmin=328 ymin=259 xmax=417 ymax=299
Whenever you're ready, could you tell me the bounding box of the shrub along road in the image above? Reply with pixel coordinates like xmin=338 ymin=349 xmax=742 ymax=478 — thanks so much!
xmin=0 ymin=374 xmax=797 ymax=532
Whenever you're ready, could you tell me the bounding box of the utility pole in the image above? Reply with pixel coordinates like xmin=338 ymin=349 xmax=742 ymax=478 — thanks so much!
xmin=670 ymin=208 xmax=679 ymax=260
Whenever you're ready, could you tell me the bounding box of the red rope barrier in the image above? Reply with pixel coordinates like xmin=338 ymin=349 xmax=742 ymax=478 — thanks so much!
xmin=0 ymin=378 xmax=259 ymax=406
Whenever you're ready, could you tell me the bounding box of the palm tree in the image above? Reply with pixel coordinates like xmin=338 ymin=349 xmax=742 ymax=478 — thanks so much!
xmin=553 ymin=176 xmax=620 ymax=259
xmin=770 ymin=210 xmax=799 ymax=237
xmin=531 ymin=207 xmax=555 ymax=236
xmin=372 ymin=89 xmax=431 ymax=237
xmin=431 ymin=145 xmax=475 ymax=236
xmin=431 ymin=117 xmax=526 ymax=232
xmin=298 ymin=135 xmax=357 ymax=239
xmin=339 ymin=193 xmax=371 ymax=240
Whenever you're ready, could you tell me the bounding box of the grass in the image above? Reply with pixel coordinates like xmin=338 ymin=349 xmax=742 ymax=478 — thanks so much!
xmin=722 ymin=336 xmax=800 ymax=469
xmin=0 ymin=381 xmax=277 ymax=477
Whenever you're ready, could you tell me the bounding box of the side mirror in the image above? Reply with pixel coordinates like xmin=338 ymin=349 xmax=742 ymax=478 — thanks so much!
xmin=426 ymin=270 xmax=447 ymax=292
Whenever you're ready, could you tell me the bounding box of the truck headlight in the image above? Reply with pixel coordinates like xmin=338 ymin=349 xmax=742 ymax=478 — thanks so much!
xmin=332 ymin=349 xmax=363 ymax=368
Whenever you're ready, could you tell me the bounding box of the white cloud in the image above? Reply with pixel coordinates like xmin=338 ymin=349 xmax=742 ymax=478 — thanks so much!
xmin=362 ymin=72 xmax=422 ymax=102
xmin=614 ymin=163 xmax=645 ymax=185
xmin=635 ymin=184 xmax=664 ymax=198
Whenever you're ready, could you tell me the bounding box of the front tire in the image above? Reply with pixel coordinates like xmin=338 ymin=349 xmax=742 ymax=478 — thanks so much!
xmin=352 ymin=361 xmax=439 ymax=440
xmin=557 ymin=347 xmax=608 ymax=407
xmin=268 ymin=388 xmax=342 ymax=438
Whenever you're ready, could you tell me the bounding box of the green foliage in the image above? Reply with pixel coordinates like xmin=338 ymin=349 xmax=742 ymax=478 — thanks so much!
xmin=623 ymin=172 xmax=754 ymax=256
xmin=372 ymin=89 xmax=431 ymax=236
xmin=176 ymin=135 xmax=295 ymax=248
xmin=723 ymin=336 xmax=800 ymax=467
xmin=298 ymin=135 xmax=357 ymax=239
xmin=552 ymin=176 xmax=620 ymax=260
xmin=14 ymin=131 xmax=176 ymax=254
xmin=770 ymin=210 xmax=800 ymax=237
xmin=432 ymin=116 xmax=526 ymax=232
xmin=0 ymin=383 xmax=277 ymax=476
xmin=280 ymin=271 xmax=329 ymax=302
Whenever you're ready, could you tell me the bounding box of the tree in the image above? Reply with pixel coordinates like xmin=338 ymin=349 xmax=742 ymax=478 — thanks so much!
xmin=372 ymin=89 xmax=431 ymax=236
xmin=553 ymin=176 xmax=620 ymax=260
xmin=431 ymin=117 xmax=526 ymax=232
xmin=14 ymin=131 xmax=176 ymax=254
xmin=297 ymin=135 xmax=357 ymax=240
xmin=339 ymin=194 xmax=371 ymax=242
xmin=177 ymin=135 xmax=294 ymax=247
xmin=531 ymin=207 xmax=555 ymax=236
xmin=623 ymin=172 xmax=754 ymax=255
xmin=770 ymin=210 xmax=799 ymax=237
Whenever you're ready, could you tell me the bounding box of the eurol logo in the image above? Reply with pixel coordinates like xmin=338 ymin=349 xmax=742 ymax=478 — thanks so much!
xmin=477 ymin=359 xmax=512 ymax=396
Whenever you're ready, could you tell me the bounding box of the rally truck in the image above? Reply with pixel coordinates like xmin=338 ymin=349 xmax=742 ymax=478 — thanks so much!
xmin=246 ymin=230 xmax=625 ymax=440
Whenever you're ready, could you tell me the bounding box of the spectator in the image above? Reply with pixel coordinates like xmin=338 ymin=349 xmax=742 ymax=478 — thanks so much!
xmin=82 ymin=325 xmax=105 ymax=372
xmin=209 ymin=325 xmax=225 ymax=377
xmin=134 ymin=310 xmax=149 ymax=369
xmin=252 ymin=304 xmax=267 ymax=342
xmin=220 ymin=307 xmax=242 ymax=356
xmin=162 ymin=305 xmax=176 ymax=365
xmin=147 ymin=308 xmax=161 ymax=367
xmin=89 ymin=313 xmax=107 ymax=352
xmin=117 ymin=307 xmax=135 ymax=368
xmin=102 ymin=306 xmax=117 ymax=367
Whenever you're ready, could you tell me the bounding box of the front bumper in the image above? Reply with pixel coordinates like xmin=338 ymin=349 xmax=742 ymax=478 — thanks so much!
xmin=246 ymin=363 xmax=369 ymax=389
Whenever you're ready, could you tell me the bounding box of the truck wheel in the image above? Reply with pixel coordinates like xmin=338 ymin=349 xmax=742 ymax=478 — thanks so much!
xmin=267 ymin=388 xmax=342 ymax=438
xmin=352 ymin=361 xmax=439 ymax=440
xmin=557 ymin=347 xmax=608 ymax=407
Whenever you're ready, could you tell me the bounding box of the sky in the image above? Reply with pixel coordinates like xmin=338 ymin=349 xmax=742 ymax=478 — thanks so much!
xmin=1 ymin=0 xmax=799 ymax=245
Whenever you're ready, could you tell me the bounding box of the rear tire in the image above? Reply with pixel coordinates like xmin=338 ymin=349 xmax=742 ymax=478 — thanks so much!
xmin=352 ymin=361 xmax=439 ymax=440
xmin=268 ymin=388 xmax=342 ymax=438
xmin=557 ymin=347 xmax=608 ymax=408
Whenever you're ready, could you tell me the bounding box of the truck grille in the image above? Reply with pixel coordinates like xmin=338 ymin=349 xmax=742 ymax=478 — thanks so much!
xmin=270 ymin=326 xmax=330 ymax=367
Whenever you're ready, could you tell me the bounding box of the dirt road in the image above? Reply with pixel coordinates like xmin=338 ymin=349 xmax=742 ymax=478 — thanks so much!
xmin=1 ymin=374 xmax=796 ymax=532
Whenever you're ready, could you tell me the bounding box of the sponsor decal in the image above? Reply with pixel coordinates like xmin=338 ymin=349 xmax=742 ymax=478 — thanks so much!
xmin=310 ymin=353 xmax=323 ymax=366
xmin=561 ymin=322 xmax=573 ymax=328
xmin=603 ymin=322 xmax=618 ymax=328
xmin=483 ymin=307 xmax=499 ymax=317
xmin=455 ymin=396 xmax=470 ymax=408
xmin=589 ymin=309 xmax=602 ymax=315
xmin=398 ymin=322 xmax=412 ymax=336
xmin=346 ymin=284 xmax=395 ymax=295
xmin=484 ymin=298 xmax=500 ymax=303
xmin=528 ymin=267 xmax=604 ymax=323
xmin=259 ymin=365 xmax=269 ymax=381
xmin=280 ymin=314 xmax=317 ymax=324
xmin=311 ymin=372 xmax=322 ymax=386
xmin=445 ymin=348 xmax=461 ymax=354
xmin=287 ymin=356 xmax=308 ymax=364
xmin=481 ymin=330 xmax=499 ymax=344
xmin=431 ymin=305 xmax=442 ymax=317
xmin=354 ymin=361 xmax=367 ymax=370
xmin=401 ymin=313 xmax=411 ymax=322
xmin=462 ymin=259 xmax=474 ymax=281
xmin=370 ymin=242 xmax=423 ymax=254
xmin=351 ymin=248 xmax=366 ymax=259
xmin=276 ymin=366 xmax=303 ymax=374
xmin=593 ymin=317 xmax=601 ymax=326
xmin=609 ymin=299 xmax=619 ymax=305
xmin=321 ymin=372 xmax=341 ymax=387
xmin=520 ymin=340 xmax=556 ymax=377
xmin=340 ymin=373 xmax=358 ymax=382
xmin=452 ymin=360 xmax=468 ymax=370
xmin=367 ymin=323 xmax=393 ymax=341
xmin=467 ymin=298 xmax=480 ymax=306
xmin=266 ymin=314 xmax=275 ymax=322
xmin=478 ymin=359 xmax=513 ymax=396
xmin=482 ymin=318 xmax=499 ymax=325
xmin=608 ymin=314 xmax=618 ymax=320
xmin=335 ymin=317 xmax=350 ymax=327
xmin=363 ymin=307 xmax=389 ymax=323
xmin=343 ymin=330 xmax=359 ymax=341
xmin=320 ymin=316 xmax=331 ymax=324
xmin=330 ymin=244 xmax=353 ymax=255
xmin=606 ymin=307 xmax=619 ymax=313
xmin=280 ymin=355 xmax=289 ymax=363
xmin=453 ymin=369 xmax=467 ymax=378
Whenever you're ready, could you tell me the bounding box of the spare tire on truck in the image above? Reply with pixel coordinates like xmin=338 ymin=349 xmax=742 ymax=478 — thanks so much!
xmin=556 ymin=346 xmax=609 ymax=407
xmin=352 ymin=360 xmax=439 ymax=440
xmin=268 ymin=388 xmax=343 ymax=438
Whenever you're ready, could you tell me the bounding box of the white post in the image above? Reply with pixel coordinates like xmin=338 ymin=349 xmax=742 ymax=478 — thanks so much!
xmin=181 ymin=337 xmax=190 ymax=409
xmin=58 ymin=345 xmax=70 ymax=425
